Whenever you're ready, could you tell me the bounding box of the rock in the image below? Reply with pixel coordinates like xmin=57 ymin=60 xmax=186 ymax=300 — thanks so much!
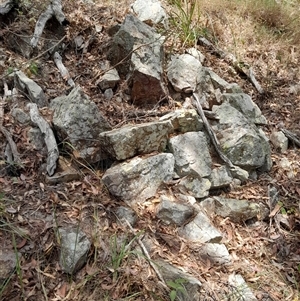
xmin=104 ymin=88 xmax=114 ymax=100
xmin=168 ymin=131 xmax=211 ymax=178
xmin=97 ymin=68 xmax=120 ymax=90
xmin=178 ymin=176 xmax=211 ymax=199
xmin=14 ymin=71 xmax=47 ymax=107
xmin=45 ymin=157 xmax=80 ymax=184
xmin=159 ymin=109 xmax=203 ymax=133
xmin=197 ymin=243 xmax=231 ymax=265
xmin=179 ymin=211 xmax=223 ymax=243
xmin=204 ymin=197 xmax=261 ymax=223
xmin=221 ymin=93 xmax=267 ymax=125
xmin=228 ymin=274 xmax=258 ymax=301
xmin=50 ymin=86 xmax=111 ymax=163
xmin=131 ymin=0 xmax=168 ymax=27
xmin=270 ymin=131 xmax=288 ymax=153
xmin=212 ymin=102 xmax=271 ymax=171
xmin=108 ymin=14 xmax=166 ymax=104
xmin=58 ymin=227 xmax=91 ymax=274
xmin=155 ymin=259 xmax=202 ymax=301
xmin=100 ymin=120 xmax=173 ymax=161
xmin=115 ymin=206 xmax=138 ymax=226
xmin=102 ymin=153 xmax=175 ymax=204
xmin=186 ymin=47 xmax=205 ymax=64
xmin=209 ymin=166 xmax=233 ymax=189
xmin=0 ymin=248 xmax=19 ymax=281
xmin=27 ymin=128 xmax=45 ymax=150
xmin=156 ymin=195 xmax=194 ymax=226
xmin=167 ymin=54 xmax=202 ymax=92
xmin=11 ymin=108 xmax=31 ymax=124
xmin=205 ymin=69 xmax=243 ymax=93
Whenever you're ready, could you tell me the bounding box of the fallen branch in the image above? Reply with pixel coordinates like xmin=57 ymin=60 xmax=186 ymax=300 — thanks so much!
xmin=30 ymin=0 xmax=68 ymax=47
xmin=124 ymin=219 xmax=168 ymax=290
xmin=0 ymin=99 xmax=23 ymax=167
xmin=53 ymin=52 xmax=75 ymax=87
xmin=27 ymin=103 xmax=59 ymax=176
xmin=193 ymin=93 xmax=248 ymax=181
xmin=281 ymin=128 xmax=300 ymax=147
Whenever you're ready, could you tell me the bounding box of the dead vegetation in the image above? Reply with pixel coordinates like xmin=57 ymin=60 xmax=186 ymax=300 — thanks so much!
xmin=0 ymin=0 xmax=300 ymax=300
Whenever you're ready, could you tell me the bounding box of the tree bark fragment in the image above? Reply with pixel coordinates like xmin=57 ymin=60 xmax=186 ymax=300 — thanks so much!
xmin=27 ymin=103 xmax=59 ymax=176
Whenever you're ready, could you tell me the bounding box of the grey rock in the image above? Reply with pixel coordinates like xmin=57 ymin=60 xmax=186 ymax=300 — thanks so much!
xmin=212 ymin=196 xmax=260 ymax=223
xmin=197 ymin=243 xmax=231 ymax=265
xmin=159 ymin=109 xmax=203 ymax=133
xmin=205 ymin=69 xmax=242 ymax=93
xmin=155 ymin=259 xmax=202 ymax=301
xmin=167 ymin=54 xmax=202 ymax=92
xmin=115 ymin=206 xmax=138 ymax=226
xmin=270 ymin=131 xmax=288 ymax=153
xmin=178 ymin=176 xmax=211 ymax=199
xmin=131 ymin=0 xmax=168 ymax=26
xmin=179 ymin=211 xmax=222 ymax=243
xmin=98 ymin=68 xmax=120 ymax=90
xmin=104 ymin=88 xmax=114 ymax=100
xmin=102 ymin=153 xmax=174 ymax=204
xmin=50 ymin=86 xmax=111 ymax=163
xmin=27 ymin=128 xmax=45 ymax=150
xmin=100 ymin=120 xmax=173 ymax=161
xmin=168 ymin=131 xmax=211 ymax=178
xmin=0 ymin=248 xmax=19 ymax=281
xmin=11 ymin=108 xmax=31 ymax=124
xmin=14 ymin=71 xmax=47 ymax=107
xmin=209 ymin=166 xmax=233 ymax=188
xmin=156 ymin=195 xmax=194 ymax=226
xmin=108 ymin=14 xmax=166 ymax=104
xmin=58 ymin=227 xmax=91 ymax=274
xmin=186 ymin=47 xmax=205 ymax=64
xmin=221 ymin=93 xmax=267 ymax=125
xmin=228 ymin=274 xmax=258 ymax=301
xmin=212 ymin=102 xmax=271 ymax=171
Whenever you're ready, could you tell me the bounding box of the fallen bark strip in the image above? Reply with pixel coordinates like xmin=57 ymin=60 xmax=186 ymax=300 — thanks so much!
xmin=30 ymin=0 xmax=68 ymax=48
xmin=192 ymin=93 xmax=249 ymax=181
xmin=281 ymin=128 xmax=300 ymax=147
xmin=198 ymin=37 xmax=264 ymax=94
xmin=0 ymin=99 xmax=23 ymax=167
xmin=27 ymin=103 xmax=59 ymax=176
xmin=53 ymin=52 xmax=75 ymax=87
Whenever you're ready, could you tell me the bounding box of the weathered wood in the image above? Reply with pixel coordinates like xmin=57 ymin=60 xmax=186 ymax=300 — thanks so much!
xmin=27 ymin=103 xmax=59 ymax=176
xmin=0 ymin=99 xmax=23 ymax=167
xmin=30 ymin=0 xmax=68 ymax=47
xmin=53 ymin=52 xmax=75 ymax=87
xmin=281 ymin=128 xmax=300 ymax=147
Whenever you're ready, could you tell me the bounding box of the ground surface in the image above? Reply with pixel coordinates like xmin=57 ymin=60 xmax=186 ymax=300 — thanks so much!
xmin=0 ymin=0 xmax=300 ymax=300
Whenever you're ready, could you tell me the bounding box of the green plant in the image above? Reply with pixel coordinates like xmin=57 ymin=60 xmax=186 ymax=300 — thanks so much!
xmin=167 ymin=278 xmax=188 ymax=301
xmin=168 ymin=0 xmax=200 ymax=46
xmin=109 ymin=234 xmax=139 ymax=283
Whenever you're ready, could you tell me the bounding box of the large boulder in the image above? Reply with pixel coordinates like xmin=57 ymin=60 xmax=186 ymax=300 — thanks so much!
xmin=102 ymin=153 xmax=175 ymax=204
xmin=100 ymin=120 xmax=173 ymax=160
xmin=212 ymin=102 xmax=272 ymax=171
xmin=108 ymin=14 xmax=166 ymax=105
xmin=50 ymin=86 xmax=111 ymax=163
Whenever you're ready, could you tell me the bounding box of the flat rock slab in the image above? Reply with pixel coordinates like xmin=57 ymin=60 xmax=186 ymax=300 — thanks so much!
xmin=102 ymin=153 xmax=175 ymax=204
xmin=100 ymin=120 xmax=173 ymax=161
xmin=179 ymin=211 xmax=222 ymax=243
